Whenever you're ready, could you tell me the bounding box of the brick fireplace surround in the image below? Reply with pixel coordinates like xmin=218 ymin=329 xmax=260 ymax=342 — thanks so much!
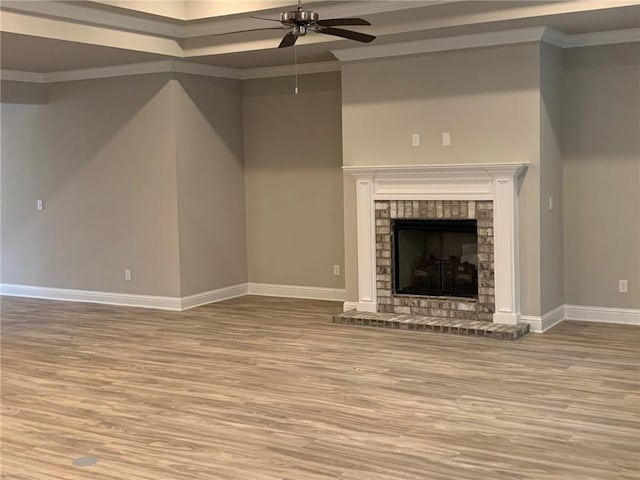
xmin=345 ymin=163 xmax=529 ymax=325
xmin=375 ymin=199 xmax=494 ymax=322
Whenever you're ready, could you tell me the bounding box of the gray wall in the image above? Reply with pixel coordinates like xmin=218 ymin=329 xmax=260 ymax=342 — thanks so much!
xmin=0 ymin=81 xmax=46 ymax=105
xmin=242 ymin=72 xmax=344 ymax=289
xmin=341 ymin=44 xmax=540 ymax=167
xmin=539 ymin=43 xmax=565 ymax=313
xmin=2 ymin=41 xmax=638 ymax=311
xmin=341 ymin=44 xmax=544 ymax=315
xmin=563 ymin=43 xmax=640 ymax=309
xmin=1 ymin=73 xmax=249 ymax=298
xmin=174 ymin=74 xmax=247 ymax=296
xmin=1 ymin=74 xmax=183 ymax=296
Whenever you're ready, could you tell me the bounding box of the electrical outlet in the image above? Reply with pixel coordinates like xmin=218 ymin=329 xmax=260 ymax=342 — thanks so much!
xmin=619 ymin=279 xmax=628 ymax=293
xmin=411 ymin=133 xmax=420 ymax=147
xmin=124 ymin=269 xmax=132 ymax=281
xmin=333 ymin=265 xmax=341 ymax=276
xmin=442 ymin=131 xmax=451 ymax=146
xmin=548 ymin=196 xmax=554 ymax=211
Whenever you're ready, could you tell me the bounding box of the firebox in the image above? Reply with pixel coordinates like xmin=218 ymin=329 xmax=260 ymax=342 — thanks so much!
xmin=393 ymin=219 xmax=478 ymax=298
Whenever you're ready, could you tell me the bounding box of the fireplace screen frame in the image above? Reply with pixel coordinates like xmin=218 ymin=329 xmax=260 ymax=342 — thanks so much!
xmin=392 ymin=219 xmax=479 ymax=299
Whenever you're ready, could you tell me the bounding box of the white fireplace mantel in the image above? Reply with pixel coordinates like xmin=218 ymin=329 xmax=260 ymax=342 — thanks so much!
xmin=344 ymin=162 xmax=529 ymax=325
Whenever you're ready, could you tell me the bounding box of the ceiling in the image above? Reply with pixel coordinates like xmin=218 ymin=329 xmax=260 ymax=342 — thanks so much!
xmin=1 ymin=0 xmax=639 ymax=73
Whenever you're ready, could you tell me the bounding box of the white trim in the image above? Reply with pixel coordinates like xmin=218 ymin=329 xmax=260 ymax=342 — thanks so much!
xmin=0 ymin=59 xmax=336 ymax=85
xmin=170 ymin=61 xmax=240 ymax=80
xmin=2 ymin=27 xmax=637 ymax=85
xmin=0 ymin=283 xmax=181 ymax=310
xmin=520 ymin=315 xmax=543 ymax=333
xmin=247 ymin=283 xmax=345 ymax=302
xmin=332 ymin=27 xmax=639 ymax=63
xmin=565 ymin=305 xmax=640 ymax=326
xmin=3 ymin=284 xmax=637 ymax=328
xmin=355 ymin=176 xmax=377 ymax=311
xmin=0 ymin=0 xmax=184 ymax=38
xmin=1 ymin=61 xmax=240 ymax=85
xmin=541 ymin=27 xmax=569 ymax=48
xmin=541 ymin=305 xmax=566 ymax=332
xmin=180 ymin=283 xmax=249 ymax=310
xmin=0 ymin=282 xmax=250 ymax=311
xmin=520 ymin=304 xmax=640 ymax=332
xmin=520 ymin=305 xmax=565 ymax=333
xmin=44 ymin=61 xmax=176 ymax=83
xmin=565 ymin=28 xmax=640 ymax=48
xmin=241 ymin=61 xmax=341 ymax=80
xmin=0 ymin=70 xmax=46 ymax=83
xmin=343 ymin=301 xmax=359 ymax=312
xmin=332 ymin=27 xmax=549 ymax=62
xmin=31 ymin=61 xmax=239 ymax=84
xmin=343 ymin=163 xmax=530 ymax=201
xmin=1 ymin=0 xmax=445 ymax=36
xmin=0 ymin=10 xmax=183 ymax=57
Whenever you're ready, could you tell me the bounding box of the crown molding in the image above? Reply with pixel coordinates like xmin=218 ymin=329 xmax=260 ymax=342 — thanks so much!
xmin=0 ymin=10 xmax=183 ymax=57
xmin=0 ymin=70 xmax=46 ymax=83
xmin=332 ymin=27 xmax=549 ymax=62
xmin=0 ymin=0 xmax=184 ymax=38
xmin=241 ymin=61 xmax=341 ymax=80
xmin=0 ymin=60 xmax=340 ymax=84
xmin=1 ymin=61 xmax=240 ymax=84
xmin=540 ymin=27 xmax=568 ymax=48
xmin=332 ymin=27 xmax=640 ymax=62
xmin=169 ymin=61 xmax=240 ymax=79
xmin=0 ymin=0 xmax=447 ymax=39
xmin=565 ymin=28 xmax=640 ymax=48
xmin=44 ymin=61 xmax=176 ymax=83
xmin=2 ymin=26 xmax=637 ymax=85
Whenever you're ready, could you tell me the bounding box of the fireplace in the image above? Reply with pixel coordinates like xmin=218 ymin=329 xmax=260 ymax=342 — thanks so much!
xmin=393 ymin=219 xmax=478 ymax=298
xmin=345 ymin=163 xmax=528 ymax=325
xmin=375 ymin=200 xmax=493 ymax=320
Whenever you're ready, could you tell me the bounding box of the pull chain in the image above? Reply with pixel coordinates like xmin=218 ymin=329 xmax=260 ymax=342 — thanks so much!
xmin=294 ymin=44 xmax=299 ymax=95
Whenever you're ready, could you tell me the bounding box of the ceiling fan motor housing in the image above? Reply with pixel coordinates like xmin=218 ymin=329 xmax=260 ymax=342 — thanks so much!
xmin=281 ymin=10 xmax=318 ymax=36
xmin=273 ymin=5 xmax=374 ymax=47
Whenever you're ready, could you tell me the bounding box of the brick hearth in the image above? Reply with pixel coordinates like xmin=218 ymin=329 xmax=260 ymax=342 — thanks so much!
xmin=333 ymin=310 xmax=530 ymax=341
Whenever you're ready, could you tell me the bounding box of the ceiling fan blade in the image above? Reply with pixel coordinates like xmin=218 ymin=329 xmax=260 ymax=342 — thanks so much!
xmin=251 ymin=16 xmax=282 ymax=23
xmin=317 ymin=18 xmax=371 ymax=27
xmin=319 ymin=27 xmax=376 ymax=43
xmin=210 ymin=27 xmax=288 ymax=36
xmin=278 ymin=32 xmax=298 ymax=48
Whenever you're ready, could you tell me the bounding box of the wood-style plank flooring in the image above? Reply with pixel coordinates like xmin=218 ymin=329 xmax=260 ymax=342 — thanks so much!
xmin=1 ymin=295 xmax=639 ymax=479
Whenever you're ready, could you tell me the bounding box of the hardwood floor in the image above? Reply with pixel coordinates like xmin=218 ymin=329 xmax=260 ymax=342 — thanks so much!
xmin=1 ymin=295 xmax=639 ymax=479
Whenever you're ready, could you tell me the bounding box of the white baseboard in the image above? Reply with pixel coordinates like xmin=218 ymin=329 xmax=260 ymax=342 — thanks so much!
xmin=521 ymin=304 xmax=565 ymax=333
xmin=247 ymin=283 xmax=345 ymax=302
xmin=181 ymin=283 xmax=249 ymax=310
xmin=0 ymin=282 xmax=250 ymax=311
xmin=521 ymin=304 xmax=639 ymax=332
xmin=343 ymin=301 xmax=359 ymax=311
xmin=519 ymin=316 xmax=542 ymax=333
xmin=4 ymin=283 xmax=636 ymax=328
xmin=565 ymin=304 xmax=640 ymax=326
xmin=0 ymin=283 xmax=182 ymax=310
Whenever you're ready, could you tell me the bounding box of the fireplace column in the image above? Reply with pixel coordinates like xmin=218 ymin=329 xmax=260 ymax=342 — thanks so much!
xmin=354 ymin=175 xmax=377 ymax=312
xmin=491 ymin=167 xmax=523 ymax=325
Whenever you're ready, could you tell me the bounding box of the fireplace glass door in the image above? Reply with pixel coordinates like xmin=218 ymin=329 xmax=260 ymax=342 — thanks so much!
xmin=393 ymin=219 xmax=478 ymax=298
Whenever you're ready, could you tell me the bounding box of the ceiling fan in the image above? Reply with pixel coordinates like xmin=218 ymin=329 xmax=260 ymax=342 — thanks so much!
xmin=219 ymin=0 xmax=376 ymax=48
